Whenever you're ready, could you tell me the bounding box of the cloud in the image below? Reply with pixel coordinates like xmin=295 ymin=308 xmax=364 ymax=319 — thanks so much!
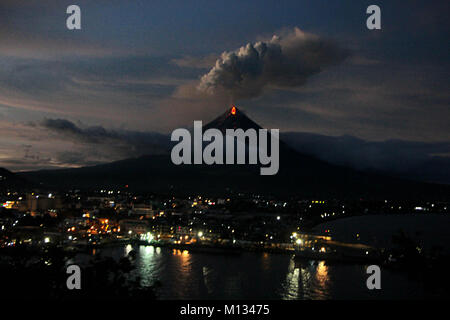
xmin=0 ymin=54 xmax=201 ymax=127
xmin=53 ymin=151 xmax=105 ymax=168
xmin=171 ymin=54 xmax=219 ymax=69
xmin=40 ymin=118 xmax=170 ymax=157
xmin=237 ymin=59 xmax=450 ymax=142
xmin=0 ymin=31 xmax=128 ymax=60
xmin=41 ymin=119 xmax=109 ymax=143
xmin=197 ymin=27 xmax=348 ymax=100
xmin=348 ymin=56 xmax=381 ymax=66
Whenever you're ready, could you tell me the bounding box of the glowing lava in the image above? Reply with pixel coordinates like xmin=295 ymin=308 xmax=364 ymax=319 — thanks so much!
xmin=231 ymin=106 xmax=236 ymax=115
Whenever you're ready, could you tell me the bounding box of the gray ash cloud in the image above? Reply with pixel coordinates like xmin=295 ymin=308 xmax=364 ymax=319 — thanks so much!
xmin=198 ymin=27 xmax=348 ymax=100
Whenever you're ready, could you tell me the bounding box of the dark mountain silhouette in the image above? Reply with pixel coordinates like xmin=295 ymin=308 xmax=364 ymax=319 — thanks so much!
xmin=17 ymin=107 xmax=450 ymax=199
xmin=0 ymin=167 xmax=33 ymax=191
xmin=204 ymin=106 xmax=263 ymax=132
xmin=282 ymin=132 xmax=450 ymax=185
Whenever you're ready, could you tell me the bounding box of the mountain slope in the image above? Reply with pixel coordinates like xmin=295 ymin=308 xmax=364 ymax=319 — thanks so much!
xmin=18 ymin=107 xmax=450 ymax=199
xmin=0 ymin=167 xmax=33 ymax=191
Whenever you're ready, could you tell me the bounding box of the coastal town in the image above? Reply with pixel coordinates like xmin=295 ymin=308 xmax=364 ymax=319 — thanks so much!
xmin=1 ymin=187 xmax=448 ymax=262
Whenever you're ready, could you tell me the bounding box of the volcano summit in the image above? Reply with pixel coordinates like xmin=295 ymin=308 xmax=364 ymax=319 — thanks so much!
xmin=171 ymin=106 xmax=280 ymax=175
xmin=18 ymin=107 xmax=450 ymax=199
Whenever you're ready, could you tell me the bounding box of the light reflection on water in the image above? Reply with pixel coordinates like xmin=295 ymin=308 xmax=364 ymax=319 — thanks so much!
xmin=89 ymin=245 xmax=426 ymax=300
xmin=124 ymin=244 xmax=133 ymax=256
xmin=280 ymin=259 xmax=301 ymax=300
xmin=138 ymin=245 xmax=158 ymax=287
xmin=280 ymin=259 xmax=331 ymax=300
xmin=314 ymin=261 xmax=330 ymax=299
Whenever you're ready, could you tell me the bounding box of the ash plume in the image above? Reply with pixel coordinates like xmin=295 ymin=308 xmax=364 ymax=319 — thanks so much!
xmin=198 ymin=27 xmax=348 ymax=100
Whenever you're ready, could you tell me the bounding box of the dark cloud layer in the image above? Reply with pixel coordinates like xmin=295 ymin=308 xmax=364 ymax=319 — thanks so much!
xmin=40 ymin=118 xmax=170 ymax=157
xmin=198 ymin=27 xmax=348 ymax=100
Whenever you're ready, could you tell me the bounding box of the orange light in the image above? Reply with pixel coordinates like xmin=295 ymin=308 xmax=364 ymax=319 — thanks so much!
xmin=231 ymin=106 xmax=236 ymax=115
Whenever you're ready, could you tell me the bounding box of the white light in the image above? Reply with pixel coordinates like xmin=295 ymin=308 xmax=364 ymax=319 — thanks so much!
xmin=44 ymin=237 xmax=50 ymax=243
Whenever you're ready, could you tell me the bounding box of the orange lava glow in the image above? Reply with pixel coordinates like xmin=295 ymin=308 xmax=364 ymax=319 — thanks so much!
xmin=231 ymin=106 xmax=236 ymax=115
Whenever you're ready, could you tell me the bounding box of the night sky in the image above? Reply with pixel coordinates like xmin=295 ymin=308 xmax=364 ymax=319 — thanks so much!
xmin=0 ymin=0 xmax=448 ymax=173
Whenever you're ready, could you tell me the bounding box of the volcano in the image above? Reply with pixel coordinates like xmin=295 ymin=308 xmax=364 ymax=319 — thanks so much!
xmin=18 ymin=106 xmax=450 ymax=199
xmin=205 ymin=106 xmax=306 ymax=154
xmin=204 ymin=105 xmax=263 ymax=132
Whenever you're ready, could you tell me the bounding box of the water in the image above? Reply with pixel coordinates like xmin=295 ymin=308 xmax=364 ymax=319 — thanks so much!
xmin=314 ymin=214 xmax=450 ymax=253
xmin=75 ymin=214 xmax=449 ymax=299
xmin=78 ymin=244 xmax=427 ymax=300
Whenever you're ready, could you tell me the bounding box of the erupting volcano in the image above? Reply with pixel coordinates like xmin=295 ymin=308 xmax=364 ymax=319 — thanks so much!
xmin=18 ymin=106 xmax=450 ymax=199
xmin=204 ymin=105 xmax=263 ymax=133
